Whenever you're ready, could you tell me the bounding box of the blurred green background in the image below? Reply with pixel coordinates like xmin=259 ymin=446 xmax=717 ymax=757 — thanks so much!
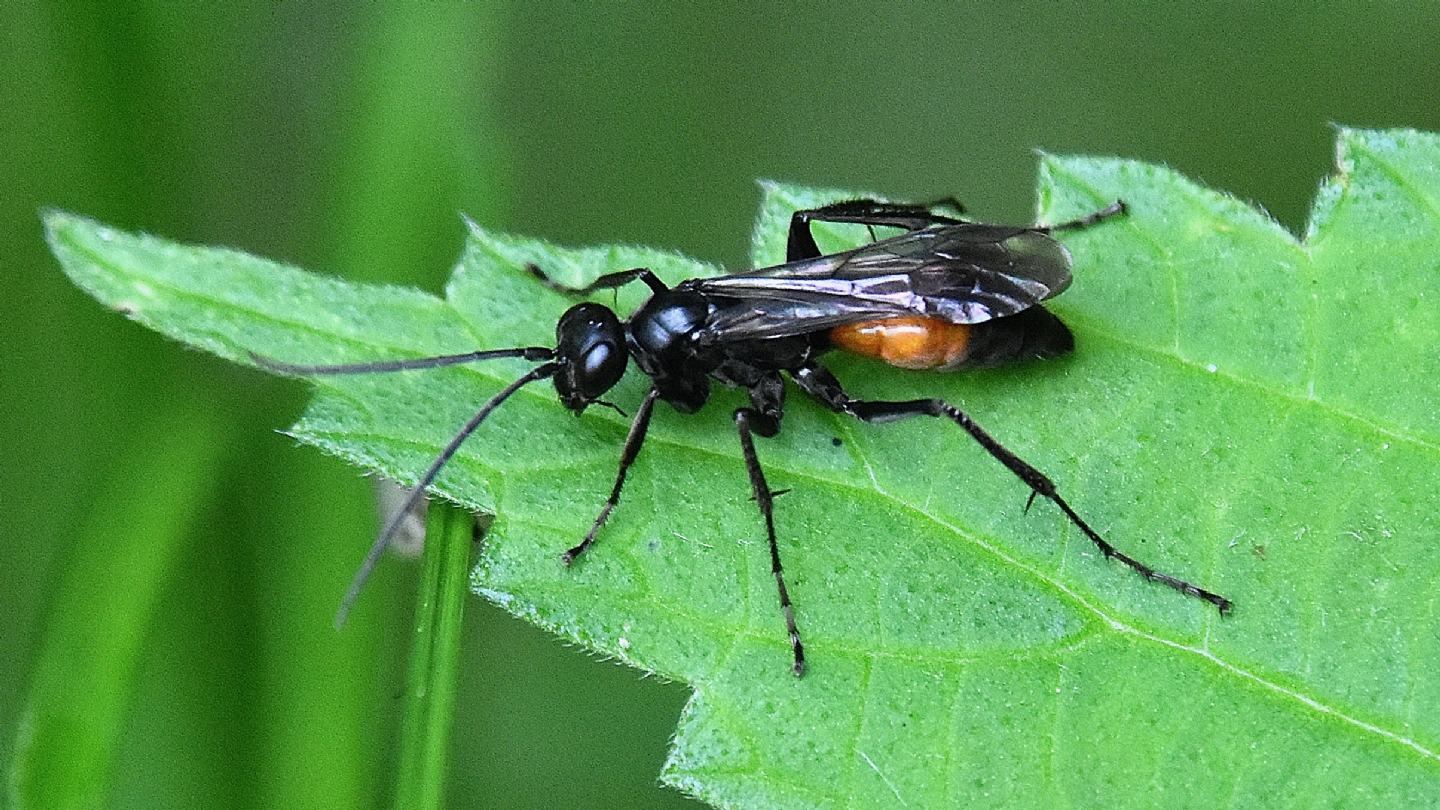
xmin=4 ymin=4 xmax=1439 ymax=808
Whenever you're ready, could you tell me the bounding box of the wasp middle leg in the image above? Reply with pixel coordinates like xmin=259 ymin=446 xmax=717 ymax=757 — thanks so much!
xmin=732 ymin=372 xmax=806 ymax=676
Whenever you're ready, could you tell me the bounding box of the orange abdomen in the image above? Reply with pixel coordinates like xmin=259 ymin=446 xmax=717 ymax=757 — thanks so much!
xmin=829 ymin=316 xmax=972 ymax=370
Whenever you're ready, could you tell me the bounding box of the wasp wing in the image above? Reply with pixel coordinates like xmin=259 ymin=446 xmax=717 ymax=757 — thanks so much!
xmin=690 ymin=224 xmax=1073 ymax=342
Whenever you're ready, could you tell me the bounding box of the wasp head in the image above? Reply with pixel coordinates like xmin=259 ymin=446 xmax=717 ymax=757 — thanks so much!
xmin=553 ymin=302 xmax=628 ymax=412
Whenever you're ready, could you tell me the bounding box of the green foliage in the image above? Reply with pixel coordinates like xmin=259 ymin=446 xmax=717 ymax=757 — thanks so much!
xmin=8 ymin=411 xmax=229 ymax=810
xmin=46 ymin=127 xmax=1440 ymax=807
xmin=394 ymin=502 xmax=475 ymax=810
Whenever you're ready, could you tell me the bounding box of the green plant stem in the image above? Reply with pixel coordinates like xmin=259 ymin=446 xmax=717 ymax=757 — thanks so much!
xmin=392 ymin=500 xmax=474 ymax=810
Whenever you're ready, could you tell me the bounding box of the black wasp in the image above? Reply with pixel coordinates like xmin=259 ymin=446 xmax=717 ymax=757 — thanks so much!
xmin=255 ymin=197 xmax=1232 ymax=677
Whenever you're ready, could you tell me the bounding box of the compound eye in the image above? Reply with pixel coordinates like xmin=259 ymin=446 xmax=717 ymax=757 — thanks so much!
xmin=578 ymin=341 xmax=625 ymax=396
xmin=582 ymin=342 xmax=612 ymax=378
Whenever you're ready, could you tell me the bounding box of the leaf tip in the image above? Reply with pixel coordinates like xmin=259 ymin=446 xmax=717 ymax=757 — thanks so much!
xmin=39 ymin=208 xmax=88 ymax=249
xmin=1332 ymin=125 xmax=1440 ymax=168
xmin=1034 ymin=152 xmax=1118 ymax=223
xmin=756 ymin=178 xmax=807 ymax=209
xmin=38 ymin=205 xmax=71 ymax=230
xmin=41 ymin=210 xmax=133 ymax=265
xmin=1331 ymin=124 xmax=1363 ymax=174
xmin=458 ymin=210 xmax=482 ymax=234
xmin=458 ymin=213 xmax=497 ymax=270
xmin=1033 ymin=152 xmax=1125 ymax=204
xmin=1034 ymin=151 xmax=1062 ymax=187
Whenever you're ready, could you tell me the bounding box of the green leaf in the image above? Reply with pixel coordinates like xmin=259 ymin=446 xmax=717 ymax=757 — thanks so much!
xmin=48 ymin=127 xmax=1440 ymax=807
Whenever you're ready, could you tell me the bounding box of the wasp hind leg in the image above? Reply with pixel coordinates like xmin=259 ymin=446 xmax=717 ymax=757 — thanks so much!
xmin=790 ymin=362 xmax=1232 ymax=615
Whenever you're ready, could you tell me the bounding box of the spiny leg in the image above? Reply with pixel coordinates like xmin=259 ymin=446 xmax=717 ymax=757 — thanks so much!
xmin=562 ymin=387 xmax=661 ymax=565
xmin=733 ymin=373 xmax=806 ymax=676
xmin=792 ymin=363 xmax=1232 ymax=614
xmin=526 ymin=264 xmax=667 ymax=296
xmin=787 ymin=199 xmax=964 ymax=262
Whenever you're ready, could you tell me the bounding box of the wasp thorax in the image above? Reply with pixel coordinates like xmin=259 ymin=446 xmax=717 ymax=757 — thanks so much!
xmin=553 ymin=302 xmax=628 ymax=410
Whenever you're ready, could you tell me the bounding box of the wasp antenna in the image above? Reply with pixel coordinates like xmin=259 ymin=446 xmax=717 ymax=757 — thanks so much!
xmin=333 ymin=360 xmax=560 ymax=627
xmin=249 ymin=346 xmax=555 ymax=377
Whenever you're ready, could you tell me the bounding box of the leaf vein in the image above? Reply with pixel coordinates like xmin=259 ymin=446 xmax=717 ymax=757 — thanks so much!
xmin=1068 ymin=318 xmax=1440 ymax=456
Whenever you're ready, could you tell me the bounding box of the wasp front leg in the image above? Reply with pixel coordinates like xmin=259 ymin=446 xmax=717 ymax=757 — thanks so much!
xmin=562 ymin=387 xmax=662 ymax=565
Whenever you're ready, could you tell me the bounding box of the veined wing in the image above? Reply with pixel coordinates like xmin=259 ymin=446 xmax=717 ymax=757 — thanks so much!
xmin=688 ymin=223 xmax=1074 ymax=342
